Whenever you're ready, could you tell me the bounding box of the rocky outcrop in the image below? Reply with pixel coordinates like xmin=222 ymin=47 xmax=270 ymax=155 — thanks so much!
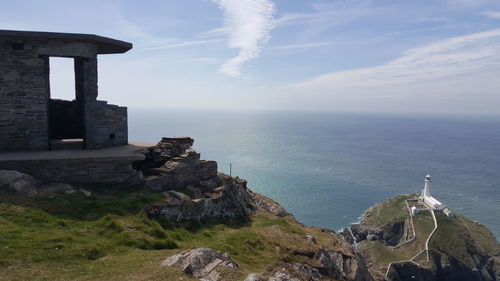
xmin=164 ymin=247 xmax=374 ymax=281
xmin=241 ymin=248 xmax=373 ymax=281
xmin=162 ymin=248 xmax=238 ymax=281
xmin=315 ymin=247 xmax=373 ymax=281
xmin=266 ymin=263 xmax=326 ymax=281
xmin=253 ymin=192 xmax=291 ymax=217
xmin=134 ymin=137 xmax=218 ymax=191
xmin=147 ymin=174 xmax=257 ymax=222
xmin=341 ymin=221 xmax=404 ymax=246
xmin=386 ymin=253 xmax=498 ymax=281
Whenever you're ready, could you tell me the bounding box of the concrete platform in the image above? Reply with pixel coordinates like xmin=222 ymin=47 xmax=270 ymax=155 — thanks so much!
xmin=0 ymin=142 xmax=155 ymax=161
xmin=0 ymin=142 xmax=156 ymax=185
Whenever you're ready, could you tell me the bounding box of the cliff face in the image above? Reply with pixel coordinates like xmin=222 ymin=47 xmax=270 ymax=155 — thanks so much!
xmin=0 ymin=137 xmax=375 ymax=281
xmin=341 ymin=195 xmax=500 ymax=281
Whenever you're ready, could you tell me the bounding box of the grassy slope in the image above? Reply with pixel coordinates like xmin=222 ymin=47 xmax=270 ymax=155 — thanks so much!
xmin=362 ymin=194 xmax=414 ymax=228
xmin=431 ymin=212 xmax=500 ymax=268
xmin=0 ymin=185 xmax=346 ymax=281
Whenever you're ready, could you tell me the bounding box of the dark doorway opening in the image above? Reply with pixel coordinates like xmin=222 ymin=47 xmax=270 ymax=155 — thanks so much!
xmin=48 ymin=57 xmax=85 ymax=150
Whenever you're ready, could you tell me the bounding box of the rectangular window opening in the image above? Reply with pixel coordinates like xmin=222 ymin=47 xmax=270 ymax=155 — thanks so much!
xmin=48 ymin=57 xmax=84 ymax=148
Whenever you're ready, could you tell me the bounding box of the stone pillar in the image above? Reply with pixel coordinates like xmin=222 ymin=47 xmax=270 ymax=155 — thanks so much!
xmin=75 ymin=56 xmax=99 ymax=149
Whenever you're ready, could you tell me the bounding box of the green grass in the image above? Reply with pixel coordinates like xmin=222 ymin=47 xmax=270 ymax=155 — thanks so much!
xmin=0 ymin=184 xmax=164 ymax=221
xmin=0 ymin=185 xmax=346 ymax=281
xmin=362 ymin=194 xmax=416 ymax=229
xmin=430 ymin=212 xmax=500 ymax=268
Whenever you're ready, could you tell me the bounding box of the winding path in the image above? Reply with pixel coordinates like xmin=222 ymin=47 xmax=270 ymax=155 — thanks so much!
xmin=393 ymin=200 xmax=417 ymax=249
xmin=385 ymin=201 xmax=439 ymax=277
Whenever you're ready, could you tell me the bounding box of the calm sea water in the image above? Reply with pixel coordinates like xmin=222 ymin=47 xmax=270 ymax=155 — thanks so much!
xmin=129 ymin=109 xmax=500 ymax=239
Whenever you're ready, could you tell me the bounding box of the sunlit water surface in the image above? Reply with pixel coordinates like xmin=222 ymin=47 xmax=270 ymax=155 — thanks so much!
xmin=129 ymin=109 xmax=500 ymax=239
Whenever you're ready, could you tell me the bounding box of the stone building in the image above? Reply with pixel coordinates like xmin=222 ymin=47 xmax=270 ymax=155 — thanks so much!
xmin=0 ymin=30 xmax=132 ymax=152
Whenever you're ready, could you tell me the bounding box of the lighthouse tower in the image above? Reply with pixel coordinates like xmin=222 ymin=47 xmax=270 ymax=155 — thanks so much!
xmin=420 ymin=174 xmax=446 ymax=211
xmin=423 ymin=174 xmax=432 ymax=197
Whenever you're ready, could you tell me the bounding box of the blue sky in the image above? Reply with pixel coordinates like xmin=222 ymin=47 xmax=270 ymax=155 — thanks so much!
xmin=2 ymin=0 xmax=500 ymax=115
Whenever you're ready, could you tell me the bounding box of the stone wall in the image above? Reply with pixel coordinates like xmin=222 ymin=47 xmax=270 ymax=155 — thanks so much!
xmin=0 ymin=40 xmax=50 ymax=151
xmin=85 ymin=101 xmax=128 ymax=148
xmin=0 ymin=156 xmax=142 ymax=185
xmin=0 ymin=37 xmax=127 ymax=152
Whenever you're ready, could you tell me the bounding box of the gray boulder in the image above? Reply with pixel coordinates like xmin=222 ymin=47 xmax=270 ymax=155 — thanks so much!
xmin=0 ymin=170 xmax=39 ymax=196
xmin=162 ymin=248 xmax=238 ymax=281
xmin=0 ymin=170 xmax=75 ymax=197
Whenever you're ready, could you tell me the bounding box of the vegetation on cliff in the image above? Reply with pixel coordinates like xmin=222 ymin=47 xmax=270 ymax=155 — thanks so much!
xmin=0 ymin=183 xmax=366 ymax=281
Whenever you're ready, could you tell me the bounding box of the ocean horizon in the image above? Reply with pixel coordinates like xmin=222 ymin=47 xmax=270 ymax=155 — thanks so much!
xmin=129 ymin=108 xmax=500 ymax=239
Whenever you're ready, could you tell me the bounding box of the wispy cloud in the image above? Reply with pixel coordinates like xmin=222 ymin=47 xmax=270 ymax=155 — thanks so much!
xmin=212 ymin=0 xmax=276 ymax=77
xmin=267 ymin=42 xmax=336 ymax=50
xmin=277 ymin=29 xmax=500 ymax=114
xmin=199 ymin=27 xmax=230 ymax=38
xmin=481 ymin=11 xmax=500 ymax=19
xmin=288 ymin=29 xmax=500 ymax=89
xmin=141 ymin=39 xmax=224 ymax=50
xmin=275 ymin=1 xmax=387 ymax=27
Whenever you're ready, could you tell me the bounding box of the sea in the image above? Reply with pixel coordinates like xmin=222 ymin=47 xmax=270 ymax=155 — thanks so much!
xmin=129 ymin=109 xmax=500 ymax=240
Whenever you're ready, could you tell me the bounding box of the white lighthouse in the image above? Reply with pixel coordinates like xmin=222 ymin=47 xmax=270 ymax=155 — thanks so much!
xmin=420 ymin=174 xmax=446 ymax=211
xmin=423 ymin=174 xmax=432 ymax=198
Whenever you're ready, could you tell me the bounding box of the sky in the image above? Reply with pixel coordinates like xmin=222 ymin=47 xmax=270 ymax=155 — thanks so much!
xmin=1 ymin=0 xmax=500 ymax=115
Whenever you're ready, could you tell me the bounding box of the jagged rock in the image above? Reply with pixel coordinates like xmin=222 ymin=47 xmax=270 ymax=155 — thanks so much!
xmin=268 ymin=263 xmax=325 ymax=281
xmin=315 ymin=247 xmax=373 ymax=281
xmin=134 ymin=137 xmax=218 ymax=191
xmin=339 ymin=228 xmax=355 ymax=244
xmin=162 ymin=248 xmax=238 ymax=280
xmin=253 ymin=193 xmax=291 ymax=217
xmin=148 ymin=176 xmax=256 ymax=222
xmin=0 ymin=170 xmax=39 ymax=196
xmin=250 ymin=248 xmax=373 ymax=281
xmin=349 ymin=223 xmax=385 ymax=244
xmin=145 ymin=160 xmax=218 ymax=191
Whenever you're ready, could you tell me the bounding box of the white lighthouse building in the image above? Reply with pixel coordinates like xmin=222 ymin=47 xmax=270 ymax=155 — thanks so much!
xmin=420 ymin=174 xmax=446 ymax=211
